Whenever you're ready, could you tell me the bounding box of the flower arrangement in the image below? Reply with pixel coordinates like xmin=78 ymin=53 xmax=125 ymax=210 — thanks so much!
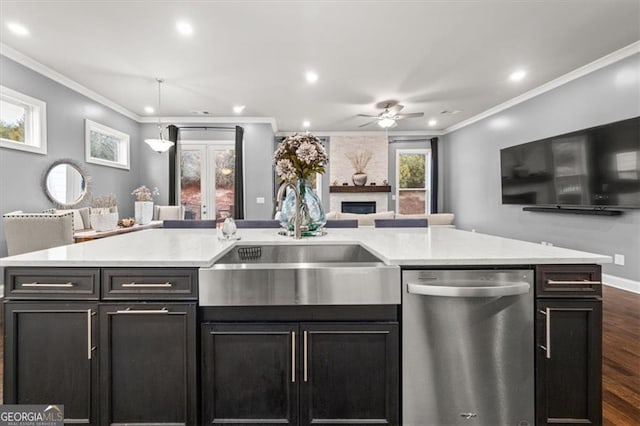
xmin=90 ymin=194 xmax=117 ymax=214
xmin=131 ymin=185 xmax=159 ymax=202
xmin=273 ymin=133 xmax=328 ymax=182
xmin=346 ymin=150 xmax=373 ymax=174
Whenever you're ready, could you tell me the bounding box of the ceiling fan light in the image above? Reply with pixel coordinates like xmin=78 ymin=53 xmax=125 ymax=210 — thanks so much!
xmin=378 ymin=117 xmax=397 ymax=128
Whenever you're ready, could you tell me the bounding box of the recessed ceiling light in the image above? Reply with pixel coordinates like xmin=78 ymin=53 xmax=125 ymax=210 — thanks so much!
xmin=305 ymin=71 xmax=319 ymax=84
xmin=144 ymin=106 xmax=155 ymax=114
xmin=233 ymin=105 xmax=246 ymax=114
xmin=176 ymin=21 xmax=194 ymax=36
xmin=428 ymin=119 xmax=437 ymax=127
xmin=7 ymin=22 xmax=29 ymax=36
xmin=302 ymin=120 xmax=311 ymax=128
xmin=509 ymin=69 xmax=527 ymax=82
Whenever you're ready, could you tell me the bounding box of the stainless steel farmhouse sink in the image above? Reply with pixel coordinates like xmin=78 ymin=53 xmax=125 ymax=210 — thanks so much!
xmin=199 ymin=244 xmax=400 ymax=306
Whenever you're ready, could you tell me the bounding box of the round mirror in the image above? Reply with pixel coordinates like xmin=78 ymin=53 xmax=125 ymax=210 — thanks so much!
xmin=43 ymin=160 xmax=89 ymax=207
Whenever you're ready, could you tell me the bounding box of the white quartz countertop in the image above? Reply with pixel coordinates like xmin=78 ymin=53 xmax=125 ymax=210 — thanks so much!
xmin=0 ymin=227 xmax=611 ymax=267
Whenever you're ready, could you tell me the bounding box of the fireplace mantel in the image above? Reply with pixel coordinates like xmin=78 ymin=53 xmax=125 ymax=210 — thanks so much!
xmin=329 ymin=185 xmax=391 ymax=193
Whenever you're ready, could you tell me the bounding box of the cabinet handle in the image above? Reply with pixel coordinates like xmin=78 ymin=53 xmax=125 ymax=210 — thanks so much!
xmin=546 ymin=279 xmax=601 ymax=285
xmin=87 ymin=309 xmax=92 ymax=360
xmin=291 ymin=332 xmax=296 ymax=383
xmin=303 ymin=331 xmax=308 ymax=382
xmin=541 ymin=308 xmax=551 ymax=359
xmin=121 ymin=282 xmax=173 ymax=288
xmin=22 ymin=282 xmax=73 ymax=288
xmin=114 ymin=308 xmax=169 ymax=314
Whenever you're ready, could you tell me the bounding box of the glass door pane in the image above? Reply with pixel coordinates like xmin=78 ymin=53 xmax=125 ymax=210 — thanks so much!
xmin=212 ymin=147 xmax=235 ymax=221
xmin=180 ymin=147 xmax=206 ymax=220
xmin=397 ymin=151 xmax=430 ymax=214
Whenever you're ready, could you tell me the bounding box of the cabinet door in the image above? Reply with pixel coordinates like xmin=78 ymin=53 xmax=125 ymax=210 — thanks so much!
xmin=201 ymin=323 xmax=298 ymax=425
xmin=299 ymin=322 xmax=399 ymax=426
xmin=99 ymin=303 xmax=197 ymax=425
xmin=4 ymin=301 xmax=98 ymax=425
xmin=536 ymin=299 xmax=602 ymax=425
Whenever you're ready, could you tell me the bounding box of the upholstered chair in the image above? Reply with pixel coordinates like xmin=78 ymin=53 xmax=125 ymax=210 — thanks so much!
xmin=3 ymin=211 xmax=75 ymax=255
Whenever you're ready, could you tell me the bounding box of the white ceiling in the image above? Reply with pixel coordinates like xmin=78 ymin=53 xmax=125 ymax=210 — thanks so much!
xmin=1 ymin=0 xmax=639 ymax=132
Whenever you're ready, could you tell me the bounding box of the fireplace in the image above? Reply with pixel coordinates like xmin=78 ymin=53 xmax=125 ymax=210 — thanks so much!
xmin=342 ymin=201 xmax=376 ymax=214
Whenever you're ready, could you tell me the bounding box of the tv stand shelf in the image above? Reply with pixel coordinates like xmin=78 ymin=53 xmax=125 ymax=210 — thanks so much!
xmin=522 ymin=207 xmax=623 ymax=216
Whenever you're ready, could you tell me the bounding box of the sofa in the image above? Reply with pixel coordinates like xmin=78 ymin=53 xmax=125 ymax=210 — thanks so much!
xmin=325 ymin=211 xmax=455 ymax=227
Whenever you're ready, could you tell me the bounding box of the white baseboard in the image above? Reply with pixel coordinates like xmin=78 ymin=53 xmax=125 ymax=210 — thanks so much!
xmin=603 ymin=274 xmax=640 ymax=294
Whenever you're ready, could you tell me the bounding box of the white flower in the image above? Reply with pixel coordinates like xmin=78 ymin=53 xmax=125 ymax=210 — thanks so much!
xmin=296 ymin=141 xmax=318 ymax=164
xmin=275 ymin=159 xmax=296 ymax=181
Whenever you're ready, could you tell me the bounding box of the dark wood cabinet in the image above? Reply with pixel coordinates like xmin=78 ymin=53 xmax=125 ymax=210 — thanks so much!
xmin=4 ymin=301 xmax=98 ymax=425
xmin=201 ymin=323 xmax=299 ymax=425
xmin=535 ymin=265 xmax=602 ymax=426
xmin=99 ymin=303 xmax=197 ymax=425
xmin=201 ymin=321 xmax=399 ymax=426
xmin=299 ymin=322 xmax=399 ymax=426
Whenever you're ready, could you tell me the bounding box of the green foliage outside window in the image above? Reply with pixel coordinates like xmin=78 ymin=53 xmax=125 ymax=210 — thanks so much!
xmin=0 ymin=117 xmax=25 ymax=143
xmin=399 ymin=154 xmax=425 ymax=188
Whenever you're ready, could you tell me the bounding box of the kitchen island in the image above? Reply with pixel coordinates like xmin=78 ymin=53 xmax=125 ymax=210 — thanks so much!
xmin=1 ymin=227 xmax=609 ymax=425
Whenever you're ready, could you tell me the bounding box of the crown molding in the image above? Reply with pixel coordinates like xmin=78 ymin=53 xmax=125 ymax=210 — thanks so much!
xmin=0 ymin=43 xmax=142 ymax=122
xmin=139 ymin=116 xmax=278 ymax=132
xmin=276 ymin=130 xmax=445 ymax=137
xmin=444 ymin=40 xmax=640 ymax=134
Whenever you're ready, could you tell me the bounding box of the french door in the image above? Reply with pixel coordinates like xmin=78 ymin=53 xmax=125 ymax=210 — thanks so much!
xmin=396 ymin=149 xmax=431 ymax=214
xmin=179 ymin=141 xmax=235 ymax=221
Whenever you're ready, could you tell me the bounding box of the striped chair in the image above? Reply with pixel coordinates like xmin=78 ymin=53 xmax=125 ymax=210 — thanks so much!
xmin=324 ymin=219 xmax=358 ymax=228
xmin=374 ymin=218 xmax=429 ymax=228
xmin=235 ymin=220 xmax=281 ymax=229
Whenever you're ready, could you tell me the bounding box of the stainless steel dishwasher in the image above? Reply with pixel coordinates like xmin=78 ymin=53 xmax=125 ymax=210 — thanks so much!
xmin=402 ymin=269 xmax=534 ymax=426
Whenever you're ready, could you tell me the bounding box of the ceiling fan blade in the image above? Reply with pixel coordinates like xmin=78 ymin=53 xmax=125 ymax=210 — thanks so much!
xmin=396 ymin=112 xmax=425 ymax=119
xmin=357 ymin=114 xmax=379 ymax=118
xmin=358 ymin=120 xmax=377 ymax=128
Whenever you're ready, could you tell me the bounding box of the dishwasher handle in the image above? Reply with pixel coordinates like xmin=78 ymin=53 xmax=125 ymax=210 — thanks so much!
xmin=407 ymin=281 xmax=530 ymax=298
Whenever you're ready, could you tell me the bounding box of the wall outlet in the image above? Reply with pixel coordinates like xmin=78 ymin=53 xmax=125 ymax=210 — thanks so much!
xmin=614 ymin=254 xmax=625 ymax=266
xmin=391 ymin=195 xmax=396 ymax=200
xmin=256 ymin=197 xmax=265 ymax=204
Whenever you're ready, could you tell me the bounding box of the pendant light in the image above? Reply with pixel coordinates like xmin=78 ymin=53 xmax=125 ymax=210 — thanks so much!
xmin=145 ymin=78 xmax=174 ymax=153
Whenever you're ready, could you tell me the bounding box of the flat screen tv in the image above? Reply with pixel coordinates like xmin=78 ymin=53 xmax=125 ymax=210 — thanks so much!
xmin=500 ymin=116 xmax=640 ymax=208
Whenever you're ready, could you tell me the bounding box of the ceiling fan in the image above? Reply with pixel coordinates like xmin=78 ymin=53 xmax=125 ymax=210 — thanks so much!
xmin=357 ymin=100 xmax=425 ymax=128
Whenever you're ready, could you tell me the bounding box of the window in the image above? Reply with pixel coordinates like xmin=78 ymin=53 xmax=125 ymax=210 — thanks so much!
xmin=0 ymin=85 xmax=47 ymax=154
xmin=85 ymin=119 xmax=130 ymax=170
xmin=396 ymin=149 xmax=431 ymax=214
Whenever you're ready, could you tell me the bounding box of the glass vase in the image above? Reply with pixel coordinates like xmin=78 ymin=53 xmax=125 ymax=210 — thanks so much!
xmin=279 ymin=178 xmax=326 ymax=235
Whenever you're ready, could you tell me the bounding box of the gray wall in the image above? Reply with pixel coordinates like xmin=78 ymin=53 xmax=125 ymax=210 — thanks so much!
xmin=139 ymin=122 xmax=275 ymax=219
xmin=0 ymin=55 xmax=141 ymax=257
xmin=443 ymin=54 xmax=640 ymax=281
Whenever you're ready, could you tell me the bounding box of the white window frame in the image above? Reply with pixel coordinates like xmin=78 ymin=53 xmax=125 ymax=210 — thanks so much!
xmin=85 ymin=119 xmax=130 ymax=170
xmin=395 ymin=148 xmax=431 ymax=214
xmin=0 ymin=85 xmax=47 ymax=155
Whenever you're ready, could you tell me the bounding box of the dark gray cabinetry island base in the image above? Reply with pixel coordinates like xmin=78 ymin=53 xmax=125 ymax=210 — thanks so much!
xmin=200 ymin=306 xmax=400 ymax=426
xmin=4 ymin=263 xmax=602 ymax=426
xmin=535 ymin=265 xmax=603 ymax=425
xmin=3 ymin=267 xmax=198 ymax=426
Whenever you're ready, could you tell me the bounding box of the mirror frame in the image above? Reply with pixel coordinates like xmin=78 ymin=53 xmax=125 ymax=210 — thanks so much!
xmin=42 ymin=158 xmax=91 ymax=208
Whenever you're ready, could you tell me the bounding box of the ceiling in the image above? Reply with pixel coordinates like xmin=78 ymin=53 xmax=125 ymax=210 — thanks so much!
xmin=1 ymin=0 xmax=639 ymax=132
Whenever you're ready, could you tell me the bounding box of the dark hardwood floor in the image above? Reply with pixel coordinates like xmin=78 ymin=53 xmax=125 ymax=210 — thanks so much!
xmin=603 ymin=285 xmax=640 ymax=425
xmin=0 ymin=285 xmax=637 ymax=421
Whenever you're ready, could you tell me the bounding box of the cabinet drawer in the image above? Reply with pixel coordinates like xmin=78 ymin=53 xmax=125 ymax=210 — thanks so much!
xmin=5 ymin=268 xmax=100 ymax=300
xmin=102 ymin=268 xmax=197 ymax=300
xmin=535 ymin=265 xmax=602 ymax=298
